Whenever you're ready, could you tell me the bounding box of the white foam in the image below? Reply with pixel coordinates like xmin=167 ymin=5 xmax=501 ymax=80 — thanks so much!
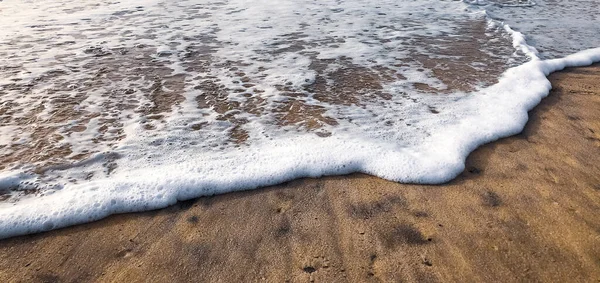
xmin=0 ymin=0 xmax=599 ymax=238
xmin=2 ymin=46 xmax=600 ymax=238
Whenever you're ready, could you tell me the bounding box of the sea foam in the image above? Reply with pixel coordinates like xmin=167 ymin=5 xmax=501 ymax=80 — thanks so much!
xmin=0 ymin=0 xmax=599 ymax=238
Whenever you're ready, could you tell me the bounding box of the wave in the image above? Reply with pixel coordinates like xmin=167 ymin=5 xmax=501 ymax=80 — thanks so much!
xmin=0 ymin=0 xmax=598 ymax=238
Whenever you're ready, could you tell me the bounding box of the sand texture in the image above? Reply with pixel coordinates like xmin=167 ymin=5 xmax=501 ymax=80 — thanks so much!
xmin=0 ymin=65 xmax=599 ymax=282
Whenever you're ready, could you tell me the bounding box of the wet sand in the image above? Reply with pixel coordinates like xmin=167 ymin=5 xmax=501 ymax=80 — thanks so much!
xmin=0 ymin=64 xmax=599 ymax=282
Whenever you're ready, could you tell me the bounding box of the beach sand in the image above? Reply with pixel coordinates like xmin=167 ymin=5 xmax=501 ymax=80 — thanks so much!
xmin=0 ymin=64 xmax=599 ymax=282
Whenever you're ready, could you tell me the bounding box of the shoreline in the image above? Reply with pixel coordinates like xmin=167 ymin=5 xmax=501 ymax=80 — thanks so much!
xmin=1 ymin=64 xmax=599 ymax=282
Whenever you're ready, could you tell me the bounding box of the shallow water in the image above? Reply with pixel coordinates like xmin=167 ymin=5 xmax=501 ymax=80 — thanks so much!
xmin=0 ymin=0 xmax=598 ymax=238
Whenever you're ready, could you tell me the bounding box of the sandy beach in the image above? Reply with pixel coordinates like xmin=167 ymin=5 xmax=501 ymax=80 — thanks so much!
xmin=0 ymin=64 xmax=599 ymax=282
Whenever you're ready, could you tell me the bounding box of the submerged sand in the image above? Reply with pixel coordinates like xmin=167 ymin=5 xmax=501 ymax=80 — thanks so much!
xmin=0 ymin=65 xmax=599 ymax=282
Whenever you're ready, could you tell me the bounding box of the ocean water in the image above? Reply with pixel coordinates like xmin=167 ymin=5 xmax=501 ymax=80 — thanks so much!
xmin=0 ymin=0 xmax=599 ymax=238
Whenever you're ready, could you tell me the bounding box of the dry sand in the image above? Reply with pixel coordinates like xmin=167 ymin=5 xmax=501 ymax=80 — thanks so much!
xmin=0 ymin=65 xmax=599 ymax=282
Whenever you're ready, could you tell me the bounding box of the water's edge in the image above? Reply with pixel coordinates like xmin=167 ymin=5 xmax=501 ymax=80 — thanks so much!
xmin=0 ymin=0 xmax=599 ymax=238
